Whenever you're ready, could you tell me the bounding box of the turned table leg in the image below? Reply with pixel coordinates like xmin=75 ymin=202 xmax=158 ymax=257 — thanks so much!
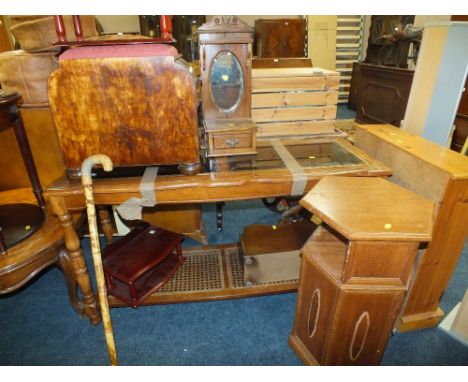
xmin=97 ymin=205 xmax=114 ymax=244
xmin=49 ymin=196 xmax=100 ymax=325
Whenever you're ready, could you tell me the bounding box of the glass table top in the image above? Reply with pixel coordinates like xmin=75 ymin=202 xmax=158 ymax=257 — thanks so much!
xmin=208 ymin=140 xmax=364 ymax=172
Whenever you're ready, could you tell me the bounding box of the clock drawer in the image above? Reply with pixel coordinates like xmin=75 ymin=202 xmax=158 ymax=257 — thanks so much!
xmin=207 ymin=130 xmax=256 ymax=157
xmin=213 ymin=133 xmax=252 ymax=150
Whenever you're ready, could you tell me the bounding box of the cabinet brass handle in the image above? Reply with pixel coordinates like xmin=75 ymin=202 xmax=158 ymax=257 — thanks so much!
xmin=225 ymin=138 xmax=240 ymax=147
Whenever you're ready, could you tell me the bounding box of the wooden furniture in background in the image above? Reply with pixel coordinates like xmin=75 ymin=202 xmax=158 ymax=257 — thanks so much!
xmin=198 ymin=16 xmax=257 ymax=158
xmin=450 ymin=77 xmax=468 ymax=153
xmin=0 ymin=16 xmax=13 ymax=52
xmin=172 ymin=16 xmax=205 ymax=62
xmin=43 ymin=138 xmax=391 ymax=322
xmin=48 ymin=43 xmax=200 ymax=177
xmin=352 ymin=63 xmax=414 ymax=126
xmin=347 ymin=62 xmax=361 ymax=110
xmin=255 ymin=18 xmax=306 ymax=58
xmin=252 ymin=57 xmax=312 ymax=69
xmin=0 ymin=188 xmax=89 ymax=320
xmin=251 ymin=66 xmax=339 ymax=138
xmin=290 ymin=176 xmax=433 ymax=365
xmin=354 ymin=123 xmax=468 ymax=331
xmin=0 ymin=106 xmax=65 ymax=191
xmin=364 ymin=15 xmax=415 ymax=68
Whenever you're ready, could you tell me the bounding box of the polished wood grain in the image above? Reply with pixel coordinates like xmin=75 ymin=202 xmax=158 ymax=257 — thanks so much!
xmin=142 ymin=204 xmax=206 ymax=244
xmin=354 ymin=124 xmax=468 ymax=331
xmin=290 ymin=176 xmax=432 ymax=365
xmin=44 ymin=139 xmax=391 ymax=207
xmin=252 ymin=57 xmax=312 ymax=69
xmin=241 ymin=222 xmax=314 ymax=255
xmin=300 ymin=176 xmax=434 ymax=242
xmin=48 ymin=53 xmax=199 ymax=171
xmin=43 ymin=139 xmax=390 ymax=314
xmin=97 ymin=206 xmax=114 ymax=243
xmin=48 ymin=195 xmax=100 ymax=324
xmin=0 ymin=188 xmax=86 ymax=318
xmin=204 ymin=118 xmax=257 ymax=157
xmin=356 ymin=123 xmax=468 ymax=180
xmin=255 ymin=18 xmax=306 ymax=58
xmin=353 ymin=63 xmax=414 ymax=127
xmin=0 ymin=107 xmax=65 ymax=191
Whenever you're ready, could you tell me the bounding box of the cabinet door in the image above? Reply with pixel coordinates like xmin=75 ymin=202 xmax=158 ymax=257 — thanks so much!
xmin=255 ymin=19 xmax=306 ymax=58
xmin=323 ymin=288 xmax=405 ymax=365
xmin=255 ymin=20 xmax=280 ymax=58
xmin=292 ymin=259 xmax=339 ymax=364
xmin=280 ymin=19 xmax=306 ymax=58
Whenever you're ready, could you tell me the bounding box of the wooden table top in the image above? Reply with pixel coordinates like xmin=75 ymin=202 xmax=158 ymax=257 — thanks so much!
xmin=44 ymin=137 xmax=391 ymax=208
xmin=300 ymin=176 xmax=435 ymax=242
xmin=0 ymin=188 xmax=82 ymax=270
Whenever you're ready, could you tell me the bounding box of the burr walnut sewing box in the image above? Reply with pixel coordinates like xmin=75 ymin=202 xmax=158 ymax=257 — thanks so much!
xmin=48 ymin=43 xmax=200 ymax=178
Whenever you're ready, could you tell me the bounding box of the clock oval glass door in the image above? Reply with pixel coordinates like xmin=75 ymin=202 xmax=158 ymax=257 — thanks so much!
xmin=210 ymin=51 xmax=244 ymax=113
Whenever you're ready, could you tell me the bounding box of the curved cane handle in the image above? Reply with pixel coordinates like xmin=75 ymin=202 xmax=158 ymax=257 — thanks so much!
xmin=81 ymin=154 xmax=113 ymax=186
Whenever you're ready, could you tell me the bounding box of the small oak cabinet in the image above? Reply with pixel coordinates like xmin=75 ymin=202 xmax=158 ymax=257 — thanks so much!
xmin=289 ymin=176 xmax=434 ymax=365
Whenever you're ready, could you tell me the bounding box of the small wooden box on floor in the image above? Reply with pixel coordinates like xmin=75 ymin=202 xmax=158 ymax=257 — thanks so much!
xmin=251 ymin=66 xmax=339 ymax=138
xmin=289 ymin=176 xmax=434 ymax=365
xmin=102 ymin=223 xmax=185 ymax=309
xmin=240 ymin=222 xmax=315 ymax=286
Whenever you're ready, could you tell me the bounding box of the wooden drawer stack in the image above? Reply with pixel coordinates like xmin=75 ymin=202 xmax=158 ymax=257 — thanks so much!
xmin=251 ymin=67 xmax=340 ymax=138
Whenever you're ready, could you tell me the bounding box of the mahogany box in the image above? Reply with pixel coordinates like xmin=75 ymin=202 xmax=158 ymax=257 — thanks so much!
xmin=102 ymin=222 xmax=185 ymax=308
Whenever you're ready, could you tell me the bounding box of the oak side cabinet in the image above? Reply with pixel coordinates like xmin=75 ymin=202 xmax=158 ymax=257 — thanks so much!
xmin=289 ymin=176 xmax=434 ymax=365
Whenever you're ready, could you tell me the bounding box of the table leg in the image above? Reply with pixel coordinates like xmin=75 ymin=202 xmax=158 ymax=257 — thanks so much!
xmin=216 ymin=202 xmax=225 ymax=231
xmin=49 ymin=196 xmax=100 ymax=325
xmin=56 ymin=249 xmax=83 ymax=316
xmin=97 ymin=205 xmax=114 ymax=244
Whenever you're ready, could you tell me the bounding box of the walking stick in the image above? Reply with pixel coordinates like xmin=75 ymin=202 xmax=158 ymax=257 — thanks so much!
xmin=81 ymin=154 xmax=118 ymax=366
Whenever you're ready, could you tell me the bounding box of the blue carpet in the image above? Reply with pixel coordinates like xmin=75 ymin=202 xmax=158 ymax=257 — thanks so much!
xmin=0 ymin=199 xmax=467 ymax=365
xmin=336 ymin=104 xmax=356 ymax=119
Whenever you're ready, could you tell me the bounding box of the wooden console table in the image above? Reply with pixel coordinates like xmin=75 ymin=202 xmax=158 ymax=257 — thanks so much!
xmin=43 ymin=137 xmax=391 ymax=324
xmin=354 ymin=124 xmax=468 ymax=331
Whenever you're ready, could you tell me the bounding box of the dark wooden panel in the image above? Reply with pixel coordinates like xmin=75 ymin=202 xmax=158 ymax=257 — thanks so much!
xmin=355 ymin=63 xmax=414 ymax=127
xmin=451 ymin=115 xmax=468 ymax=152
xmin=450 ymin=77 xmax=468 ymax=153
xmin=255 ymin=19 xmax=306 ymax=58
xmin=347 ymin=62 xmax=361 ymax=110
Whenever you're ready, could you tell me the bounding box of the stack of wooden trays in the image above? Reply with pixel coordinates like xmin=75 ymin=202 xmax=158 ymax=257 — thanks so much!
xmin=251 ymin=66 xmax=340 ymax=138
